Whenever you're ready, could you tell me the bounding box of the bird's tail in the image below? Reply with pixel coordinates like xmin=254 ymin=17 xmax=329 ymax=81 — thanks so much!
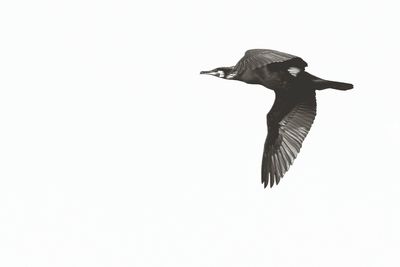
xmin=301 ymin=72 xmax=353 ymax=90
xmin=314 ymin=79 xmax=354 ymax=90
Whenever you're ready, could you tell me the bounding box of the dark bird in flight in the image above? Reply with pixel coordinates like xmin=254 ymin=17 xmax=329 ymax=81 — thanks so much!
xmin=200 ymin=49 xmax=353 ymax=188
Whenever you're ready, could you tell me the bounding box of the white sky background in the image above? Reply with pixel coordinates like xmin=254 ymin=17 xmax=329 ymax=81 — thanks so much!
xmin=1 ymin=0 xmax=400 ymax=266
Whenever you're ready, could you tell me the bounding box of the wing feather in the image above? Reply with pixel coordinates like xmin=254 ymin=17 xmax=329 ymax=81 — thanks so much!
xmin=262 ymin=91 xmax=317 ymax=187
xmin=235 ymin=49 xmax=308 ymax=75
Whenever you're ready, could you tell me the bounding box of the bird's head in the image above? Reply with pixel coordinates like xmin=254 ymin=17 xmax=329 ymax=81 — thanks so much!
xmin=200 ymin=67 xmax=234 ymax=79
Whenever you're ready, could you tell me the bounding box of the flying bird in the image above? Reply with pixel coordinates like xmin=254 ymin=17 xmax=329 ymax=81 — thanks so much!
xmin=200 ymin=49 xmax=353 ymax=188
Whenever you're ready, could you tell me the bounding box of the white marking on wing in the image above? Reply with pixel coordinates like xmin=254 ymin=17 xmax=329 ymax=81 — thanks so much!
xmin=288 ymin=67 xmax=301 ymax=77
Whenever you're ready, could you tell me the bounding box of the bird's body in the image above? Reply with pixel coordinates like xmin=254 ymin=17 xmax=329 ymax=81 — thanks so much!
xmin=200 ymin=49 xmax=353 ymax=188
xmin=236 ymin=66 xmax=286 ymax=88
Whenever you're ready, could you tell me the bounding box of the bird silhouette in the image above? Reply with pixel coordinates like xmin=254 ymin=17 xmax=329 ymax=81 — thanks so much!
xmin=200 ymin=49 xmax=353 ymax=188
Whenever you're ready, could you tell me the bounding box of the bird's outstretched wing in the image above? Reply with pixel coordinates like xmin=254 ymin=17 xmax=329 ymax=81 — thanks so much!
xmin=262 ymin=90 xmax=316 ymax=187
xmin=234 ymin=49 xmax=308 ymax=75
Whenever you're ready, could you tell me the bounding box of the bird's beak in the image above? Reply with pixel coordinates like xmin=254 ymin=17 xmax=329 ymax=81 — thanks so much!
xmin=200 ymin=70 xmax=216 ymax=75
